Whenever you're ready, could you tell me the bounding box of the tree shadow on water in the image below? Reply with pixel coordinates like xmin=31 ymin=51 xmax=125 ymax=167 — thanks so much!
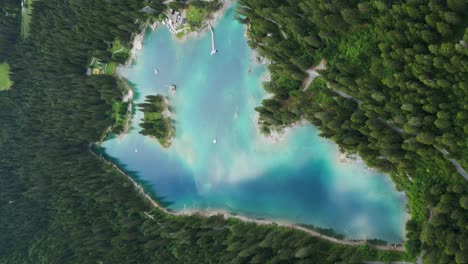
xmin=91 ymin=144 xmax=175 ymax=209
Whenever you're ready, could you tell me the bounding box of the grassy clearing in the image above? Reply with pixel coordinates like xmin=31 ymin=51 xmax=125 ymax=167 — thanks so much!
xmin=21 ymin=0 xmax=36 ymax=38
xmin=110 ymin=99 xmax=130 ymax=134
xmin=0 ymin=62 xmax=13 ymax=91
xmin=105 ymin=62 xmax=117 ymax=75
xmin=87 ymin=39 xmax=129 ymax=76
xmin=89 ymin=58 xmax=117 ymax=76
xmin=186 ymin=5 xmax=208 ymax=28
xmin=109 ymin=39 xmax=130 ymax=54
xmin=109 ymin=39 xmax=130 ymax=63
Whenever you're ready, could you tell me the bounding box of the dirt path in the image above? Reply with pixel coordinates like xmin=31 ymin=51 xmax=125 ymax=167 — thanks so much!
xmin=311 ymin=65 xmax=468 ymax=181
xmin=303 ymin=69 xmax=319 ymax=91
xmin=302 ymin=59 xmax=326 ymax=90
xmin=375 ymin=119 xmax=467 ymax=181
xmin=439 ymin=149 xmax=468 ymax=180
xmin=261 ymin=16 xmax=288 ymax=39
xmin=241 ymin=5 xmax=288 ymax=39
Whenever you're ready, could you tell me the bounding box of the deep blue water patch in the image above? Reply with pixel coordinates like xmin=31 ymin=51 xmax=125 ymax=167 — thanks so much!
xmin=101 ymin=6 xmax=406 ymax=242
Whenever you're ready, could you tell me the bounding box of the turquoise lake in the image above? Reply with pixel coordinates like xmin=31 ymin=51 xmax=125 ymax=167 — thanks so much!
xmin=101 ymin=7 xmax=406 ymax=242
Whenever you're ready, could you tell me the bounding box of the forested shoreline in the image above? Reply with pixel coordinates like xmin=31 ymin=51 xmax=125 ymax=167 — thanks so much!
xmin=237 ymin=0 xmax=467 ymax=263
xmin=0 ymin=0 xmax=415 ymax=263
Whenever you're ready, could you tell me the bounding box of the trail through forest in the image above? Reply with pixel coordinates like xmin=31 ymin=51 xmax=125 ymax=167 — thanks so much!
xmin=303 ymin=61 xmax=468 ymax=181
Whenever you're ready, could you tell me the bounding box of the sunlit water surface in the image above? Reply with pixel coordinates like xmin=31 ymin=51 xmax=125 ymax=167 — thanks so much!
xmin=101 ymin=7 xmax=406 ymax=242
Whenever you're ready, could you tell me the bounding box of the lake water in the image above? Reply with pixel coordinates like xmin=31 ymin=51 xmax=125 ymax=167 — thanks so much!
xmin=101 ymin=6 xmax=406 ymax=242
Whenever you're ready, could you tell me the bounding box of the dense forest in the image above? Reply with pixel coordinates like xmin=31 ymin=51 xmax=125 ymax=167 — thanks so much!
xmin=138 ymin=94 xmax=175 ymax=148
xmin=0 ymin=0 xmax=19 ymax=61
xmin=237 ymin=0 xmax=468 ymax=263
xmin=0 ymin=0 xmax=414 ymax=263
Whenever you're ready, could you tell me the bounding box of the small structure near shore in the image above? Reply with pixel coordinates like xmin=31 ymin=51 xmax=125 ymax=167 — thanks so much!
xmin=161 ymin=1 xmax=222 ymax=39
xmin=163 ymin=8 xmax=187 ymax=35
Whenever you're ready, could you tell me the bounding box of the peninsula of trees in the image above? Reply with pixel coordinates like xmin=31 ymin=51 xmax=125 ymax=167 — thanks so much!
xmin=138 ymin=94 xmax=174 ymax=148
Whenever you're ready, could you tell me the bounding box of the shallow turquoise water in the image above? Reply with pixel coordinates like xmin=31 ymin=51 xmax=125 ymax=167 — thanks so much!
xmin=102 ymin=7 xmax=406 ymax=242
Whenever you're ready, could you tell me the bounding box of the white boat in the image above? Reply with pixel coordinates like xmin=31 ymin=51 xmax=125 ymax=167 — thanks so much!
xmin=154 ymin=69 xmax=158 ymax=75
xmin=213 ymin=138 xmax=217 ymax=144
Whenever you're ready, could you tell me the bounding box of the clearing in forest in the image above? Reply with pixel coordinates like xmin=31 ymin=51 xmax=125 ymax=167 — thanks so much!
xmin=21 ymin=0 xmax=36 ymax=38
xmin=0 ymin=62 xmax=13 ymax=91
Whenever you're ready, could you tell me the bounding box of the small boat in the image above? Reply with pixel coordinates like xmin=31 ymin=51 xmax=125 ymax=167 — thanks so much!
xmin=134 ymin=148 xmax=138 ymax=153
xmin=154 ymin=69 xmax=158 ymax=75
xmin=213 ymin=138 xmax=217 ymax=144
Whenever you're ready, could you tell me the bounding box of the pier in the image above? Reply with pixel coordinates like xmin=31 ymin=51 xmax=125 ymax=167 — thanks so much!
xmin=209 ymin=23 xmax=217 ymax=55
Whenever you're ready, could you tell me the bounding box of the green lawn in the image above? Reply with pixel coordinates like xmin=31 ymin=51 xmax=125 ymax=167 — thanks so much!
xmin=105 ymin=62 xmax=117 ymax=75
xmin=0 ymin=62 xmax=13 ymax=91
xmin=88 ymin=39 xmax=128 ymax=76
xmin=109 ymin=39 xmax=129 ymax=54
xmin=109 ymin=39 xmax=131 ymax=63
xmin=145 ymin=112 xmax=163 ymax=121
xmin=90 ymin=58 xmax=117 ymax=76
